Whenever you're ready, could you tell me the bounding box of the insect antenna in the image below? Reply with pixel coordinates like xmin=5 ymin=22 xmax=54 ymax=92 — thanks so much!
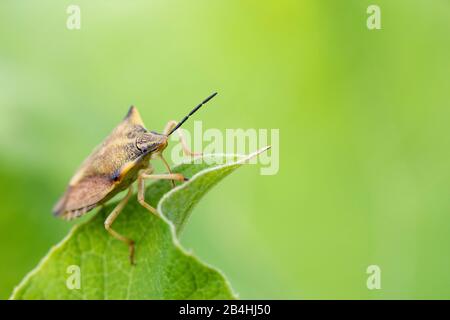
xmin=168 ymin=92 xmax=218 ymax=136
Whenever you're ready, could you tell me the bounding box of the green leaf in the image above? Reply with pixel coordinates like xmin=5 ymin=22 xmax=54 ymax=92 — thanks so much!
xmin=10 ymin=148 xmax=268 ymax=300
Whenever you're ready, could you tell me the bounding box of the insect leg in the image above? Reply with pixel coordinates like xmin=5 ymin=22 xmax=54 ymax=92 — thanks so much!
xmin=137 ymin=170 xmax=187 ymax=216
xmin=142 ymin=173 xmax=186 ymax=181
xmin=163 ymin=120 xmax=202 ymax=157
xmin=104 ymin=186 xmax=136 ymax=265
xmin=137 ymin=171 xmax=158 ymax=216
xmin=159 ymin=153 xmax=176 ymax=188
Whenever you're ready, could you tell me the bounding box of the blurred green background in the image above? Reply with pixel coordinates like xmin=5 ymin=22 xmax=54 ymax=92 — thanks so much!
xmin=1 ymin=0 xmax=449 ymax=299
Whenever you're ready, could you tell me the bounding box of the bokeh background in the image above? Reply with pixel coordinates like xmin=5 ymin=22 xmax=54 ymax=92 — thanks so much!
xmin=1 ymin=0 xmax=449 ymax=299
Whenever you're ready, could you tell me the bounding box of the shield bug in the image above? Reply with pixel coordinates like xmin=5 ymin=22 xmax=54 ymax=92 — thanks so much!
xmin=53 ymin=92 xmax=218 ymax=264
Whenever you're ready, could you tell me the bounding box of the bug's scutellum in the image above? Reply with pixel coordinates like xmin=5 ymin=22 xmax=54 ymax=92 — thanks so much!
xmin=53 ymin=93 xmax=218 ymax=264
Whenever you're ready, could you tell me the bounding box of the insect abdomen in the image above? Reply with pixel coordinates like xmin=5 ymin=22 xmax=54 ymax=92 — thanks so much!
xmin=60 ymin=204 xmax=98 ymax=220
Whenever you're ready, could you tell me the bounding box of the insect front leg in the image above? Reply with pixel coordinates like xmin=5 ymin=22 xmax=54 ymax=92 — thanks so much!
xmin=137 ymin=169 xmax=187 ymax=216
xmin=159 ymin=153 xmax=177 ymax=188
xmin=104 ymin=186 xmax=136 ymax=265
xmin=164 ymin=120 xmax=202 ymax=157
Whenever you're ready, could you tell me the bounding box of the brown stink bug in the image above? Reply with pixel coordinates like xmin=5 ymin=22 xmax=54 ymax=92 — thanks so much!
xmin=53 ymin=92 xmax=218 ymax=264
